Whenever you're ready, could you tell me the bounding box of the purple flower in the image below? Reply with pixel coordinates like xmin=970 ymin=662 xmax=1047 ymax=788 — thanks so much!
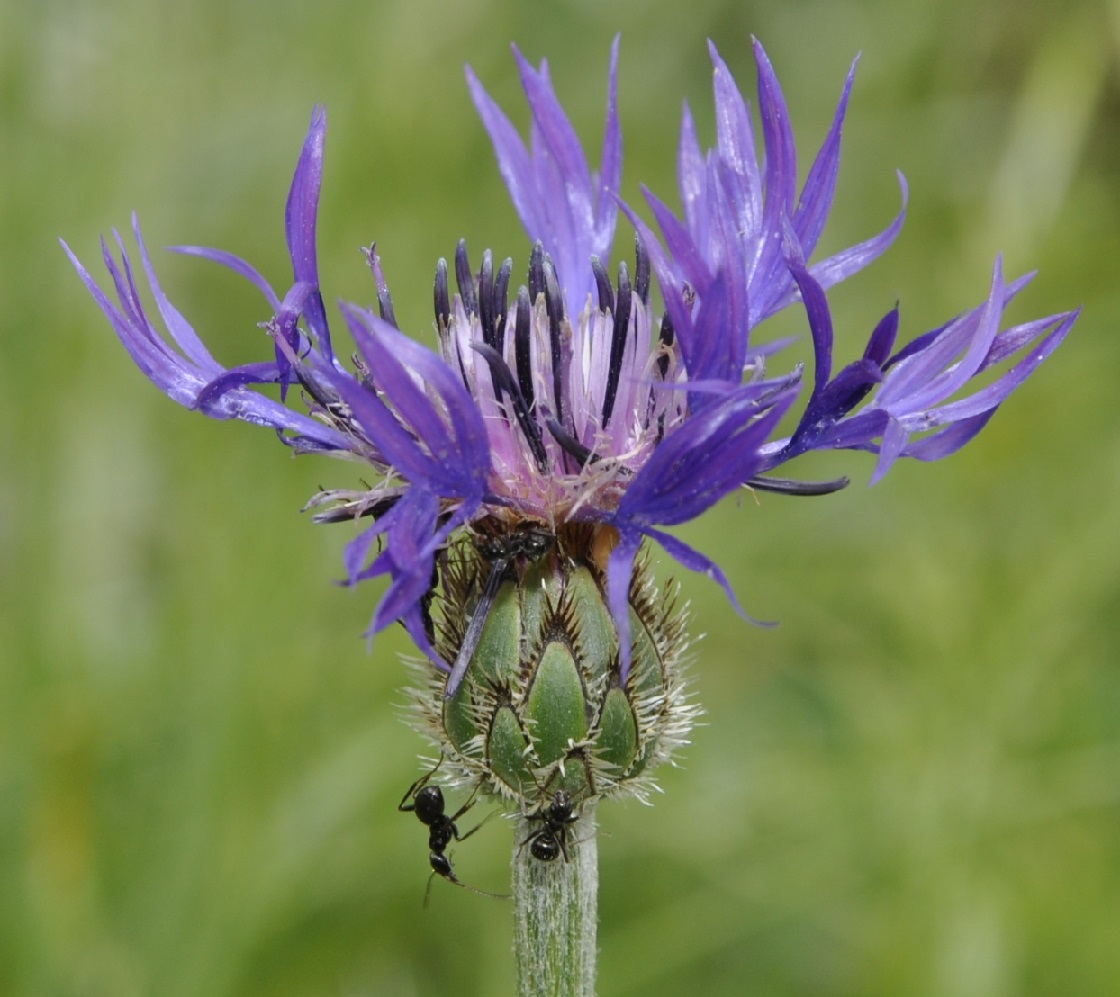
xmin=65 ymin=40 xmax=1076 ymax=689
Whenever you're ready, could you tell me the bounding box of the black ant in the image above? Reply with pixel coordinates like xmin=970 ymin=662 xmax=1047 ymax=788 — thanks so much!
xmin=398 ymin=759 xmax=506 ymax=902
xmin=443 ymin=524 xmax=555 ymax=698
xmin=523 ymin=789 xmax=581 ymax=862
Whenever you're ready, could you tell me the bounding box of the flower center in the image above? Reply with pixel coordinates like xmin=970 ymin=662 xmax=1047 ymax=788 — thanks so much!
xmin=433 ymin=239 xmax=684 ymax=522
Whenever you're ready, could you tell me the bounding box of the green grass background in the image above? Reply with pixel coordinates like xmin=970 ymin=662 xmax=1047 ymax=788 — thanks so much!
xmin=3 ymin=0 xmax=1118 ymax=993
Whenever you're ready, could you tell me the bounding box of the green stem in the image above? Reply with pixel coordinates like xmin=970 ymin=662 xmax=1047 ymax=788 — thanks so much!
xmin=512 ymin=803 xmax=598 ymax=997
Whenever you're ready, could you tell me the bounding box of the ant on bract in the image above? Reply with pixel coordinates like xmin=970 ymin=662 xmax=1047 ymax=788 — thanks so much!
xmin=398 ymin=757 xmax=507 ymax=903
xmin=443 ymin=522 xmax=556 ymax=699
xmin=523 ymin=789 xmax=582 ymax=862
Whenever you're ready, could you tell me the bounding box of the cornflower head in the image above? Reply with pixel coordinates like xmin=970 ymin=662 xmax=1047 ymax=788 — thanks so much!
xmin=64 ymin=39 xmax=1075 ymax=813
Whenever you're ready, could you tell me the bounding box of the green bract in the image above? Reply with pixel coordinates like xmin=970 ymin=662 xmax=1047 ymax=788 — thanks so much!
xmin=408 ymin=522 xmax=695 ymax=810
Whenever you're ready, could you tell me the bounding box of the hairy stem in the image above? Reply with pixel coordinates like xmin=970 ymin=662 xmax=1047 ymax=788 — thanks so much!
xmin=512 ymin=804 xmax=598 ymax=997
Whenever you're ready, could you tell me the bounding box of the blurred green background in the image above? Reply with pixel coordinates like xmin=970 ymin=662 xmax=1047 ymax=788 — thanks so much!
xmin=2 ymin=0 xmax=1118 ymax=993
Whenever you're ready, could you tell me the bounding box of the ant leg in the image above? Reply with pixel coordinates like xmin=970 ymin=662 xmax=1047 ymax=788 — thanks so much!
xmin=455 ymin=808 xmax=502 ymax=842
xmin=445 ymin=781 xmax=500 ymax=842
xmin=445 ymin=779 xmax=481 ymax=824
xmin=422 ymin=870 xmax=438 ymax=909
xmin=425 ymin=851 xmax=510 ymax=904
xmin=398 ymin=754 xmax=445 ymax=812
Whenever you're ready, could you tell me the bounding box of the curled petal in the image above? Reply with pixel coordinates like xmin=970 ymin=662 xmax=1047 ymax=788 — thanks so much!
xmin=285 ymin=106 xmax=335 ymax=362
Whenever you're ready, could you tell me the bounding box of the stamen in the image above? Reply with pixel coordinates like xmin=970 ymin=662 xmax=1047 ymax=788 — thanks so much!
xmin=515 ymin=286 xmax=535 ymax=415
xmin=591 ymin=256 xmax=614 ymax=314
xmin=493 ymin=257 xmax=512 ymax=356
xmin=473 ymin=342 xmax=549 ymax=472
xmin=310 ymin=493 xmax=403 ymax=524
xmin=296 ymin=365 xmax=343 ymax=411
xmin=479 ymin=249 xmax=497 ymax=348
xmin=477 ymin=249 xmax=505 ymax=402
xmin=634 ymin=236 xmax=651 ymax=305
xmin=601 ymin=259 xmax=631 ymax=428
xmin=455 ymin=239 xmax=477 ymax=318
xmin=542 ymin=253 xmax=566 ymax=426
xmin=746 ymin=474 xmax=850 ymax=496
xmin=351 ymin=352 xmax=375 ymax=389
xmin=545 ymin=416 xmax=594 ymax=467
xmin=528 ymin=241 xmax=545 ymax=303
xmin=434 ymin=258 xmax=451 ymax=330
xmin=362 ymin=244 xmax=399 ymax=328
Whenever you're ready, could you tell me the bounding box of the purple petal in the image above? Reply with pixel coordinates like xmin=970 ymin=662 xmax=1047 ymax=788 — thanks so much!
xmin=466 ymin=66 xmax=546 ymax=241
xmin=677 ymin=103 xmax=708 ymax=243
xmin=286 ymin=106 xmax=326 ymax=292
xmin=616 ymin=381 xmax=796 ymax=526
xmin=902 ymin=411 xmax=994 ymax=461
xmin=605 ymin=531 xmax=641 ymax=684
xmin=641 ymin=186 xmax=712 ymax=291
xmin=285 ymin=106 xmax=335 ymax=361
xmin=193 ymin=362 xmax=281 ymax=412
xmin=797 ymin=172 xmax=908 ymax=299
xmin=782 ymin=220 xmax=833 ymax=393
xmin=869 ymin=416 xmax=909 ymax=484
xmin=132 ymin=219 xmax=224 ymax=376
xmin=753 ymin=39 xmax=798 ymax=285
xmin=641 ymin=525 xmax=772 ymax=627
xmin=878 ymin=259 xmax=1004 ymax=411
xmin=919 ymin=308 xmax=1076 ymax=425
xmin=709 ymin=41 xmax=762 ymax=238
xmin=595 ymin=36 xmax=623 ymax=252
xmin=864 ymin=306 xmax=900 ymax=366
xmin=329 ymin=308 xmax=490 ymax=498
xmin=170 ymin=245 xmax=281 ymax=311
xmin=792 ymin=56 xmax=857 ymax=257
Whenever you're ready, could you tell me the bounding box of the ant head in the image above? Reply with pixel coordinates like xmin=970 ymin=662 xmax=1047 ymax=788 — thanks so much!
xmin=516 ymin=530 xmax=554 ymax=559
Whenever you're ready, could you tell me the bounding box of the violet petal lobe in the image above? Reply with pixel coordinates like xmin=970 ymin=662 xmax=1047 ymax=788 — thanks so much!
xmin=285 ymin=106 xmax=335 ymax=364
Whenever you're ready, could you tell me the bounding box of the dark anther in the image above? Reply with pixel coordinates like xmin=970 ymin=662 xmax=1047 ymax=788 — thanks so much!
xmin=479 ymin=249 xmax=496 ymax=348
xmin=746 ymin=474 xmax=851 ymax=497
xmin=546 ymin=416 xmax=595 ymax=468
xmin=514 ymin=286 xmax=535 ymax=416
xmin=542 ymin=253 xmax=566 ymax=426
xmin=376 ymin=285 xmax=397 ymax=328
xmin=601 ymin=259 xmax=632 ymax=429
xmin=477 ymin=250 xmax=505 ymax=402
xmin=493 ymin=257 xmax=512 ymax=355
xmin=528 ymin=241 xmax=545 ymax=304
xmin=362 ymin=244 xmax=399 ymax=329
xmin=634 ymin=235 xmax=651 ymax=305
xmin=455 ymin=238 xmax=478 ymax=318
xmin=474 ymin=341 xmax=549 ymax=474
xmin=591 ymin=256 xmax=614 ymax=314
xmin=310 ymin=493 xmax=402 ymax=524
xmin=295 ymin=365 xmax=342 ymax=412
xmin=434 ymin=258 xmax=451 ymax=330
